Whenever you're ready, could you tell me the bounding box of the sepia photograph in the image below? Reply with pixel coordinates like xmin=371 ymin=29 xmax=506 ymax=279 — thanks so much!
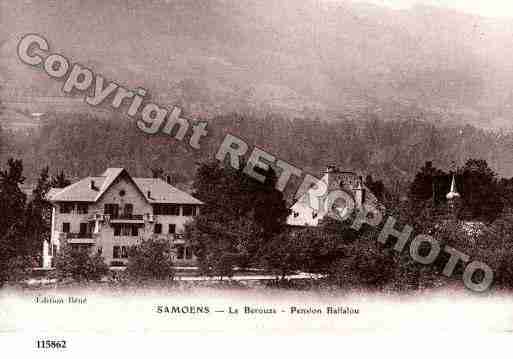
xmin=1 ymin=0 xmax=513 ymax=356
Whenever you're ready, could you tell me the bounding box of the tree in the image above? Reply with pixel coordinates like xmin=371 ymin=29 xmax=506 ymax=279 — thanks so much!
xmin=54 ymin=244 xmax=109 ymax=282
xmin=126 ymin=238 xmax=174 ymax=281
xmin=260 ymin=232 xmax=304 ymax=280
xmin=193 ymin=161 xmax=289 ymax=237
xmin=409 ymin=161 xmax=444 ymax=205
xmin=0 ymin=159 xmax=28 ymax=286
xmin=186 ymin=215 xmax=261 ymax=277
xmin=24 ymin=166 xmax=52 ymax=258
xmin=49 ymin=170 xmax=71 ymax=188
xmin=365 ymin=174 xmax=386 ymax=202
xmin=499 ymin=177 xmax=513 ymax=210
xmin=186 ymin=161 xmax=290 ymax=274
xmin=151 ymin=167 xmax=164 ymax=179
xmin=459 ymin=159 xmax=503 ymax=222
xmin=260 ymin=228 xmax=341 ymax=279
xmin=327 ymin=237 xmax=397 ymax=290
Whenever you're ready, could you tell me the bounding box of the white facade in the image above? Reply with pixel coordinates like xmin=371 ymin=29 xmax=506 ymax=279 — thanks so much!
xmin=286 ymin=167 xmax=380 ymax=227
xmin=44 ymin=168 xmax=202 ymax=268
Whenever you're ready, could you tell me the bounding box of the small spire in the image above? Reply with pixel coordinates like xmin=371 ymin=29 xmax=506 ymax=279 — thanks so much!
xmin=446 ymin=175 xmax=460 ymax=200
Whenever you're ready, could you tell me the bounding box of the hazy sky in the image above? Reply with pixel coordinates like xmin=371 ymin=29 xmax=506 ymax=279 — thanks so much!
xmin=350 ymin=0 xmax=513 ymax=18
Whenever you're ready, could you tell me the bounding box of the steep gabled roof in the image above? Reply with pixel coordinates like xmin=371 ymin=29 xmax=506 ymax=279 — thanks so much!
xmin=94 ymin=168 xmax=149 ymax=203
xmin=46 ymin=168 xmax=203 ymax=205
xmin=46 ymin=176 xmax=104 ymax=202
xmin=133 ymin=178 xmax=203 ymax=204
xmin=286 ymin=169 xmax=383 ymax=227
xmin=97 ymin=168 xmax=125 ymax=200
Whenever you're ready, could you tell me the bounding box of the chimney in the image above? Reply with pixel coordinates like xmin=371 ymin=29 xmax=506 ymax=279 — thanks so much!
xmin=326 ymin=165 xmax=336 ymax=173
xmin=90 ymin=180 xmax=97 ymax=190
xmin=166 ymin=175 xmax=171 ymax=184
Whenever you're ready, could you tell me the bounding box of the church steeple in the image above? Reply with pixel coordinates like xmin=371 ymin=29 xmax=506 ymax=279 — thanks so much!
xmin=446 ymin=175 xmax=460 ymax=200
xmin=446 ymin=174 xmax=461 ymax=220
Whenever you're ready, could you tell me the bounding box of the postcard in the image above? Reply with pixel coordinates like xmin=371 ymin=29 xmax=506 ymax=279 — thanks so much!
xmin=1 ymin=0 xmax=513 ymax=356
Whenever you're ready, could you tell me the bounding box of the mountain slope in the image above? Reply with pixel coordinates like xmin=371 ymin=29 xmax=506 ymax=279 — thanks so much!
xmin=2 ymin=0 xmax=513 ymax=128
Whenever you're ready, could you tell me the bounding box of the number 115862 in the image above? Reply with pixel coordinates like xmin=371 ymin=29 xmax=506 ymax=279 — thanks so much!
xmin=36 ymin=340 xmax=67 ymax=349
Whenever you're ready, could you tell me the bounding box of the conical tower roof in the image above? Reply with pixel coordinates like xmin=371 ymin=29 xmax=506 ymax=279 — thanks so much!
xmin=446 ymin=175 xmax=460 ymax=200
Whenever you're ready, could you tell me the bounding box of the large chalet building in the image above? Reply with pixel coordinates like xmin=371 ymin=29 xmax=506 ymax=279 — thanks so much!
xmin=286 ymin=166 xmax=382 ymax=227
xmin=44 ymin=168 xmax=203 ymax=268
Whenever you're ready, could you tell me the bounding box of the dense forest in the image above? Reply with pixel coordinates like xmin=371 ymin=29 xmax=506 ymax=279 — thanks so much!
xmin=2 ymin=111 xmax=513 ymax=202
xmin=2 ymin=107 xmax=513 ymax=290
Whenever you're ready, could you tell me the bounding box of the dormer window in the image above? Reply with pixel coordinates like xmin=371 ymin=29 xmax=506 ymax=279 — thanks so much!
xmin=60 ymin=203 xmax=74 ymax=213
xmin=153 ymin=204 xmax=179 ymax=215
xmin=77 ymin=203 xmax=89 ymax=214
xmin=104 ymin=203 xmax=119 ymax=218
xmin=123 ymin=204 xmax=133 ymax=217
xmin=182 ymin=205 xmax=197 ymax=216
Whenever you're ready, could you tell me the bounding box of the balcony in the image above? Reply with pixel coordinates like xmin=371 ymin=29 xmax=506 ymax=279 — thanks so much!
xmin=152 ymin=233 xmax=185 ymax=243
xmin=109 ymin=214 xmax=145 ymax=224
xmin=90 ymin=213 xmax=146 ymax=224
xmin=115 ymin=214 xmax=144 ymax=220
xmin=65 ymin=232 xmax=95 ymax=244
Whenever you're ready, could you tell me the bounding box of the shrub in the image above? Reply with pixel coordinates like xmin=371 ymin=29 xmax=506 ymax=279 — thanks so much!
xmin=327 ymin=239 xmax=396 ymax=290
xmin=493 ymin=248 xmax=513 ymax=289
xmin=259 ymin=228 xmax=342 ymax=279
xmin=259 ymin=233 xmax=303 ymax=279
xmin=54 ymin=245 xmax=109 ymax=282
xmin=126 ymin=238 xmax=174 ymax=281
xmin=0 ymin=256 xmax=37 ymax=284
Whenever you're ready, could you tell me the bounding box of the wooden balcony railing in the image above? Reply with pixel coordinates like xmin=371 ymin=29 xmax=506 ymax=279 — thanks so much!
xmin=113 ymin=214 xmax=144 ymax=220
xmin=66 ymin=232 xmax=94 ymax=239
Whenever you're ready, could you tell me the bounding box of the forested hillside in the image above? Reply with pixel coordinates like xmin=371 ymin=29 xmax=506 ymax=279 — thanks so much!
xmin=2 ymin=111 xmax=513 ymax=198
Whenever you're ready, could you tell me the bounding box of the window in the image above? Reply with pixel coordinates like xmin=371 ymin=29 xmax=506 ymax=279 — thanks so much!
xmin=62 ymin=222 xmax=70 ymax=233
xmin=168 ymin=224 xmax=176 ymax=234
xmin=114 ymin=246 xmax=129 ymax=259
xmin=60 ymin=203 xmax=73 ymax=213
xmin=185 ymin=246 xmax=193 ymax=260
xmin=152 ymin=204 xmax=180 ymax=215
xmin=121 ymin=224 xmax=131 ymax=236
xmin=131 ymin=225 xmax=139 ymax=236
xmin=79 ymin=223 xmax=88 ymax=234
xmin=76 ymin=203 xmax=89 ymax=214
xmin=123 ymin=203 xmax=133 ymax=217
xmin=114 ymin=224 xmax=138 ymax=236
xmin=182 ymin=205 xmax=196 ymax=216
xmin=176 ymin=245 xmax=184 ymax=260
xmin=104 ymin=203 xmax=119 ymax=218
xmin=154 ymin=223 xmax=162 ymax=234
